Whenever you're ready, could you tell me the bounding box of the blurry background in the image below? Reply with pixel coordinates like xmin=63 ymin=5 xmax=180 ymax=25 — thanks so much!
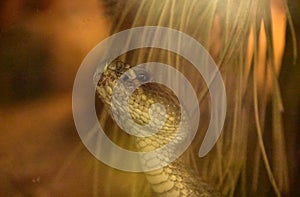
xmin=0 ymin=0 xmax=114 ymax=196
xmin=0 ymin=0 xmax=299 ymax=196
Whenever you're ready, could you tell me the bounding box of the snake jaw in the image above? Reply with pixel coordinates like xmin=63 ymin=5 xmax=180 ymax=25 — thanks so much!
xmin=96 ymin=60 xmax=133 ymax=106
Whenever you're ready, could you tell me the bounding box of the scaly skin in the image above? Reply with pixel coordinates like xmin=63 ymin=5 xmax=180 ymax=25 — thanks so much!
xmin=96 ymin=60 xmax=222 ymax=196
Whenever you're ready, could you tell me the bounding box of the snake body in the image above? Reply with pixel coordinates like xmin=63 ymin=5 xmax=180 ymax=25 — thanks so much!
xmin=96 ymin=60 xmax=222 ymax=196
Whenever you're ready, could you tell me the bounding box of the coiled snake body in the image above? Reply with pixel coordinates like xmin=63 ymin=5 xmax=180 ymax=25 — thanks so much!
xmin=96 ymin=60 xmax=221 ymax=197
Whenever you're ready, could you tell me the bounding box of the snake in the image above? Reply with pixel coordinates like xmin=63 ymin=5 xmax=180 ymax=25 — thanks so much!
xmin=96 ymin=60 xmax=222 ymax=197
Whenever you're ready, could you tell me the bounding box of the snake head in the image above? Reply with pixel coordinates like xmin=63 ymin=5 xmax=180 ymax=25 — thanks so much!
xmin=96 ymin=60 xmax=151 ymax=106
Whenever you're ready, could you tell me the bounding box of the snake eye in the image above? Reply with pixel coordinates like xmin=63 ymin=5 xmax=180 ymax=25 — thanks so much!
xmin=137 ymin=71 xmax=149 ymax=82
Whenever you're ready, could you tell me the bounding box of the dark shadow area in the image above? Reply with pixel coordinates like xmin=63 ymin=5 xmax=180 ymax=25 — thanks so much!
xmin=281 ymin=0 xmax=300 ymax=196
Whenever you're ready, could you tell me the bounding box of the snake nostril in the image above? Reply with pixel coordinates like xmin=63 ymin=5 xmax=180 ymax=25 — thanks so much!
xmin=116 ymin=60 xmax=125 ymax=70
